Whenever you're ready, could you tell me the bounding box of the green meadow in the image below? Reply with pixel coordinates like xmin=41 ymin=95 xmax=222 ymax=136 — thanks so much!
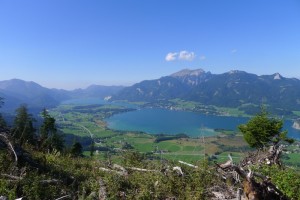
xmin=50 ymin=103 xmax=300 ymax=166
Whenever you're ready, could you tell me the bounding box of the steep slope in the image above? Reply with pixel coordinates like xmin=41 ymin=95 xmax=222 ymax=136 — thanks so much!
xmin=170 ymin=68 xmax=214 ymax=86
xmin=114 ymin=69 xmax=213 ymax=102
xmin=0 ymin=79 xmax=124 ymax=112
xmin=112 ymin=69 xmax=300 ymax=111
xmin=0 ymin=79 xmax=67 ymax=112
xmin=114 ymin=76 xmax=190 ymax=101
xmin=70 ymin=85 xmax=124 ymax=98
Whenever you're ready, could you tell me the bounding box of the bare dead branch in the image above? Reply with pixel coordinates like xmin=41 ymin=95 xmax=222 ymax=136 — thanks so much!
xmin=112 ymin=164 xmax=128 ymax=175
xmin=172 ymin=166 xmax=183 ymax=176
xmin=128 ymin=167 xmax=159 ymax=173
xmin=1 ymin=173 xmax=22 ymax=180
xmin=54 ymin=195 xmax=71 ymax=200
xmin=215 ymin=151 xmax=289 ymax=200
xmin=40 ymin=179 xmax=62 ymax=186
xmin=0 ymin=133 xmax=18 ymax=162
xmin=178 ymin=160 xmax=198 ymax=168
xmin=99 ymin=167 xmax=127 ymax=176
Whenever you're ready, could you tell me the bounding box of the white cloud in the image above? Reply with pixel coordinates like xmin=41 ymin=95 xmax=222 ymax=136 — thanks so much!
xmin=165 ymin=50 xmax=196 ymax=62
xmin=199 ymin=55 xmax=206 ymax=60
xmin=178 ymin=50 xmax=195 ymax=61
xmin=165 ymin=52 xmax=178 ymax=61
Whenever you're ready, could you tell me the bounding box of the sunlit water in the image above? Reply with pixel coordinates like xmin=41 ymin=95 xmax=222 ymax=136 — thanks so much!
xmin=60 ymin=99 xmax=300 ymax=140
xmin=106 ymin=108 xmax=300 ymax=140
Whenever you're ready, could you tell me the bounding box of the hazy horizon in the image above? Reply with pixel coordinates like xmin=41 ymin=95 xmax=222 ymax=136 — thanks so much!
xmin=1 ymin=68 xmax=300 ymax=91
xmin=1 ymin=0 xmax=300 ymax=90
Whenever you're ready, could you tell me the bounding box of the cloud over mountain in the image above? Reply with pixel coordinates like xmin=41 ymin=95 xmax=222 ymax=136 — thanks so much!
xmin=165 ymin=50 xmax=195 ymax=61
xmin=165 ymin=52 xmax=178 ymax=61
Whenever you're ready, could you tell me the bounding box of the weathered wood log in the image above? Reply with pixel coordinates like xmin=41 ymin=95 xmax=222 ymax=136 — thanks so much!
xmin=172 ymin=166 xmax=183 ymax=176
xmin=112 ymin=164 xmax=128 ymax=175
xmin=128 ymin=167 xmax=158 ymax=173
xmin=178 ymin=160 xmax=198 ymax=168
xmin=99 ymin=178 xmax=107 ymax=200
xmin=99 ymin=167 xmax=127 ymax=176
xmin=216 ymin=153 xmax=289 ymax=200
xmin=240 ymin=145 xmax=283 ymax=167
xmin=1 ymin=173 xmax=22 ymax=180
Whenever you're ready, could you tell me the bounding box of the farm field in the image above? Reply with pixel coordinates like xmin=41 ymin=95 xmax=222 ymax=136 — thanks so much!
xmin=50 ymin=103 xmax=300 ymax=166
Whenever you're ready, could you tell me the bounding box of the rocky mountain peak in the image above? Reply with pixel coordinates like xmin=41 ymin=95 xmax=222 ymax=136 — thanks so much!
xmin=227 ymin=70 xmax=247 ymax=75
xmin=273 ymin=73 xmax=283 ymax=80
xmin=170 ymin=69 xmax=205 ymax=77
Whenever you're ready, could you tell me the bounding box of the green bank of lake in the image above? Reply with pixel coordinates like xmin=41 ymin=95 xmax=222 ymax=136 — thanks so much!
xmin=61 ymin=98 xmax=300 ymax=140
xmin=106 ymin=108 xmax=300 ymax=140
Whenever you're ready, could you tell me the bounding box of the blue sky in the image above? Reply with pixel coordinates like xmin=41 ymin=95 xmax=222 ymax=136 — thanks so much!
xmin=0 ymin=0 xmax=300 ymax=89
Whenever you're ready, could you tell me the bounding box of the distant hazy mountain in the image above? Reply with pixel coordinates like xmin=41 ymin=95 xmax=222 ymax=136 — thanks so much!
xmin=112 ymin=69 xmax=300 ymax=113
xmin=69 ymin=85 xmax=124 ymax=99
xmin=0 ymin=79 xmax=124 ymax=113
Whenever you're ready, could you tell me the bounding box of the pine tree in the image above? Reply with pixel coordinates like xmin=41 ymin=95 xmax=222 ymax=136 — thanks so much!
xmin=40 ymin=108 xmax=64 ymax=152
xmin=0 ymin=97 xmax=6 ymax=128
xmin=238 ymin=108 xmax=294 ymax=149
xmin=12 ymin=105 xmax=36 ymax=146
xmin=90 ymin=141 xmax=95 ymax=157
xmin=71 ymin=141 xmax=83 ymax=157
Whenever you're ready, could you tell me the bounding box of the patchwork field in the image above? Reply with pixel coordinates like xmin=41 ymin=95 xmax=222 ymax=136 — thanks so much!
xmin=50 ymin=103 xmax=300 ymax=166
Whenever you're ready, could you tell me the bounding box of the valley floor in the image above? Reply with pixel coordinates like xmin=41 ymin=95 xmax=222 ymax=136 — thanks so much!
xmin=50 ymin=102 xmax=300 ymax=167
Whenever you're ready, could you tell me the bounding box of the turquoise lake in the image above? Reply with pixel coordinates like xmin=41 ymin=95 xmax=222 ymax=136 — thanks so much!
xmin=106 ymin=108 xmax=300 ymax=140
xmin=60 ymin=98 xmax=300 ymax=140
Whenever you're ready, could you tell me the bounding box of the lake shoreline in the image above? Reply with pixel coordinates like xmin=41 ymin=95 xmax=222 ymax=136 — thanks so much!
xmin=105 ymin=107 xmax=300 ymax=140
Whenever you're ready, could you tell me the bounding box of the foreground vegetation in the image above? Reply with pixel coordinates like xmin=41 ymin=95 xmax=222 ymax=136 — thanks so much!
xmin=1 ymin=98 xmax=300 ymax=199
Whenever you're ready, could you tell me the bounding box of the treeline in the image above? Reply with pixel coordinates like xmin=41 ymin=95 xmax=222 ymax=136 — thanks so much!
xmin=239 ymin=104 xmax=294 ymax=116
xmin=0 ymin=102 xmax=83 ymax=157
xmin=154 ymin=133 xmax=189 ymax=143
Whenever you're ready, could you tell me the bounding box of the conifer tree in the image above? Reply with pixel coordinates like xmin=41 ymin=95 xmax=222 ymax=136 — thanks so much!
xmin=238 ymin=108 xmax=294 ymax=149
xmin=71 ymin=141 xmax=83 ymax=157
xmin=0 ymin=97 xmax=6 ymax=128
xmin=40 ymin=108 xmax=64 ymax=152
xmin=12 ymin=104 xmax=36 ymax=146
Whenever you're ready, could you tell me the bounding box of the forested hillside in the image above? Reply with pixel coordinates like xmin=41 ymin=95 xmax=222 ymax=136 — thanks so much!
xmin=113 ymin=69 xmax=300 ymax=114
xmin=0 ymin=79 xmax=123 ymax=112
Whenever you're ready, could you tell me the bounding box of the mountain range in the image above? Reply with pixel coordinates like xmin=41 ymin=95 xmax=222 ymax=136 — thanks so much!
xmin=0 ymin=79 xmax=123 ymax=113
xmin=1 ymin=69 xmax=300 ymax=115
xmin=112 ymin=69 xmax=300 ymax=114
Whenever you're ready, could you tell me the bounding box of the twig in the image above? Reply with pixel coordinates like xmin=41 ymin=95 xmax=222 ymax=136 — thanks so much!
xmin=55 ymin=195 xmax=71 ymax=200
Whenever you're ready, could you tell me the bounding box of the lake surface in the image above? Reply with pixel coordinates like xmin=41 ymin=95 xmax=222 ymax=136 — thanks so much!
xmin=106 ymin=108 xmax=300 ymax=140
